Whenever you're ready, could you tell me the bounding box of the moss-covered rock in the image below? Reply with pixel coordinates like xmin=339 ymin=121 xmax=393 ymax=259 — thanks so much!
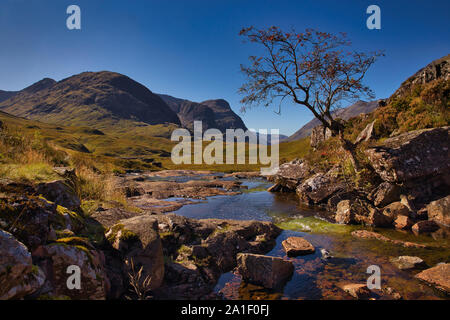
xmin=0 ymin=195 xmax=86 ymax=250
xmin=32 ymin=243 xmax=109 ymax=299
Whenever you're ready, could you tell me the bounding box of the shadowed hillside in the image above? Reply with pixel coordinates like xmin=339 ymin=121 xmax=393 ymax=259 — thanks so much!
xmin=158 ymin=94 xmax=247 ymax=132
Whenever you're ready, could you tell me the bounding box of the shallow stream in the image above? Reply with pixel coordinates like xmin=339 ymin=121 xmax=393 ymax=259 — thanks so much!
xmin=153 ymin=175 xmax=450 ymax=299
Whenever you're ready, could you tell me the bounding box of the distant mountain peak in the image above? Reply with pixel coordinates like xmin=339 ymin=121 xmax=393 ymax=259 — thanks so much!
xmin=0 ymin=71 xmax=181 ymax=129
xmin=22 ymin=78 xmax=56 ymax=94
xmin=158 ymin=94 xmax=247 ymax=132
xmin=286 ymin=100 xmax=380 ymax=141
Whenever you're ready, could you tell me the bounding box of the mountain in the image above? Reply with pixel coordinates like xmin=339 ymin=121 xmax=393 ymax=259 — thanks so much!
xmin=286 ymin=100 xmax=380 ymax=141
xmin=158 ymin=94 xmax=247 ymax=132
xmin=0 ymin=71 xmax=181 ymax=131
xmin=0 ymin=90 xmax=18 ymax=103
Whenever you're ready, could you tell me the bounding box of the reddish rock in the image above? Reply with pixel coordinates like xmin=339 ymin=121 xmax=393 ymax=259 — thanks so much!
xmin=281 ymin=237 xmax=315 ymax=257
xmin=427 ymin=195 xmax=450 ymax=226
xmin=415 ymin=263 xmax=450 ymax=294
xmin=383 ymin=287 xmax=402 ymax=300
xmin=341 ymin=283 xmax=371 ymax=299
xmin=394 ymin=215 xmax=413 ymax=230
xmin=334 ymin=199 xmax=389 ymax=227
xmin=382 ymin=202 xmax=410 ymax=221
xmin=412 ymin=220 xmax=439 ymax=234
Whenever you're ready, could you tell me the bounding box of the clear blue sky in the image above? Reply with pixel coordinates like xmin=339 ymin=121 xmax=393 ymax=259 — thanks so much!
xmin=0 ymin=0 xmax=449 ymax=135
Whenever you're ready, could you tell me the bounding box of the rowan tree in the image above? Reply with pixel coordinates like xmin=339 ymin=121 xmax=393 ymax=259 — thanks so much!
xmin=238 ymin=26 xmax=384 ymax=170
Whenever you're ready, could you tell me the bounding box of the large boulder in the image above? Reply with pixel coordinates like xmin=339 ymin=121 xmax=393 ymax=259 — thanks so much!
xmin=411 ymin=220 xmax=439 ymax=234
xmin=236 ymin=253 xmax=294 ymax=289
xmin=335 ymin=199 xmax=389 ymax=227
xmin=36 ymin=180 xmax=81 ymax=211
xmin=0 ymin=230 xmax=45 ymax=299
xmin=203 ymin=230 xmax=250 ymax=272
xmin=106 ymin=215 xmax=165 ymax=291
xmin=270 ymin=159 xmax=312 ymax=191
xmin=427 ymin=195 xmax=450 ymax=226
xmin=310 ymin=125 xmax=332 ymax=148
xmin=369 ymin=182 xmax=401 ymax=207
xmin=33 ymin=242 xmax=109 ymax=299
xmin=201 ymin=219 xmax=282 ymax=272
xmin=281 ymin=237 xmax=315 ymax=257
xmin=354 ymin=120 xmax=376 ymax=144
xmin=415 ymin=263 xmax=450 ymax=294
xmin=91 ymin=207 xmax=142 ymax=228
xmin=382 ymin=202 xmax=411 ymax=224
xmin=152 ymin=216 xmax=281 ymax=299
xmin=394 ymin=215 xmax=414 ymax=230
xmin=296 ymin=166 xmax=345 ymax=205
xmin=365 ymin=127 xmax=450 ymax=186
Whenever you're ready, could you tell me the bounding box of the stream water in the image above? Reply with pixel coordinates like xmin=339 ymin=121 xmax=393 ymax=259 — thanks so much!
xmin=159 ymin=176 xmax=449 ymax=300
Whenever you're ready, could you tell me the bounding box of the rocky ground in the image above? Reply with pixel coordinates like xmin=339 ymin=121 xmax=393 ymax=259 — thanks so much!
xmin=269 ymin=126 xmax=450 ymax=231
xmin=265 ymin=125 xmax=450 ymax=298
xmin=1 ymin=161 xmax=449 ymax=300
xmin=1 ymin=123 xmax=450 ymax=301
xmin=0 ymin=170 xmax=282 ymax=300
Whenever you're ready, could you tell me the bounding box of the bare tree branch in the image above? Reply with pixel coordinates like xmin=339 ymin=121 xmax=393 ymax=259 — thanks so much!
xmin=239 ymin=26 xmax=383 ymax=133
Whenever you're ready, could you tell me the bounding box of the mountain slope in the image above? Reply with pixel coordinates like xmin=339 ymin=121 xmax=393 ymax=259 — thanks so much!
xmin=286 ymin=100 xmax=380 ymax=141
xmin=158 ymin=94 xmax=247 ymax=132
xmin=0 ymin=90 xmax=17 ymax=103
xmin=389 ymin=53 xmax=449 ymax=102
xmin=0 ymin=71 xmax=181 ymax=132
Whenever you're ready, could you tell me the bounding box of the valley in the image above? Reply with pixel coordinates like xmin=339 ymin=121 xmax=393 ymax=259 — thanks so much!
xmin=0 ymin=53 xmax=449 ymax=301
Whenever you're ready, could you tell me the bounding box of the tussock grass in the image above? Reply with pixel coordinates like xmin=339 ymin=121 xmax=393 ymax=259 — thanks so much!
xmin=76 ymin=166 xmax=124 ymax=202
xmin=0 ymin=163 xmax=59 ymax=182
xmin=0 ymin=124 xmax=67 ymax=182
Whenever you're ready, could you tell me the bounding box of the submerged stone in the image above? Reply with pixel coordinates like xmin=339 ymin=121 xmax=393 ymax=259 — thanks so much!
xmin=340 ymin=283 xmax=371 ymax=299
xmin=390 ymin=256 xmax=426 ymax=270
xmin=281 ymin=236 xmax=315 ymax=257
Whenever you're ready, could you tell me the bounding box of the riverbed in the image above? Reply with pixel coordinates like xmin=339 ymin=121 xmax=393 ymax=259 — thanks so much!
xmin=136 ymin=173 xmax=450 ymax=300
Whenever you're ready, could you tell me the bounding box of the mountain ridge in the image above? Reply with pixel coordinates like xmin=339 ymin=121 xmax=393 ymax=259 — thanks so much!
xmin=0 ymin=71 xmax=181 ymax=131
xmin=158 ymin=93 xmax=248 ymax=132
